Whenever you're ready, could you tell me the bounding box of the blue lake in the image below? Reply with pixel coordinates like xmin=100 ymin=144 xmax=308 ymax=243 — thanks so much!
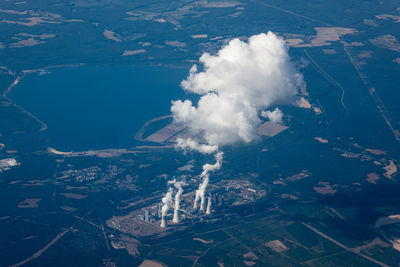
xmin=8 ymin=65 xmax=188 ymax=151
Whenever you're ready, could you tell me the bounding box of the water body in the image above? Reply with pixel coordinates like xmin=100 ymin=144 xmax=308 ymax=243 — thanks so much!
xmin=8 ymin=65 xmax=188 ymax=151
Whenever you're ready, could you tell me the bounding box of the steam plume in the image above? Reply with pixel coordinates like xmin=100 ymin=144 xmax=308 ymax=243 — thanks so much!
xmin=171 ymin=180 xmax=184 ymax=223
xmin=170 ymin=32 xmax=302 ymax=217
xmin=160 ymin=187 xmax=173 ymax=228
xmin=175 ymin=138 xmax=218 ymax=154
xmin=193 ymin=152 xmax=223 ymax=210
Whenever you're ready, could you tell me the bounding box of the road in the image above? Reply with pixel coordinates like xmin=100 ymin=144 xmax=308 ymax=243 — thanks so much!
xmin=302 ymin=222 xmax=389 ymax=267
xmin=9 ymin=208 xmax=93 ymax=267
xmin=342 ymin=44 xmax=400 ymax=142
xmin=304 ymin=49 xmax=349 ymax=115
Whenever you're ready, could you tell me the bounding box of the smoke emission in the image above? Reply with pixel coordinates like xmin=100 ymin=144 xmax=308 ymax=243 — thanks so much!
xmin=193 ymin=152 xmax=223 ymax=210
xmin=171 ymin=180 xmax=184 ymax=223
xmin=261 ymin=107 xmax=283 ymax=123
xmin=161 ymin=187 xmax=173 ymax=217
xmin=176 ymin=138 xmax=218 ymax=154
xmin=161 ymin=32 xmax=302 ymax=222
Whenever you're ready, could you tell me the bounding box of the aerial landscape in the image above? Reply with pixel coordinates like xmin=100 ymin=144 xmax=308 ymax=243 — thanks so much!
xmin=1 ymin=0 xmax=400 ymax=266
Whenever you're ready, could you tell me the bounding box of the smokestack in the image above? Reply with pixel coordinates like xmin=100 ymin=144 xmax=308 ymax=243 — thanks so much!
xmin=206 ymin=196 xmax=212 ymax=215
xmin=198 ymin=174 xmax=209 ymax=212
xmin=173 ymin=208 xmax=179 ymax=223
xmin=160 ymin=216 xmax=167 ymax=228
xmin=172 ymin=181 xmax=184 ymax=223
xmin=160 ymin=187 xmax=173 ymax=228
xmin=200 ymin=195 xmax=206 ymax=211
xmin=195 ymin=152 xmax=222 ymax=212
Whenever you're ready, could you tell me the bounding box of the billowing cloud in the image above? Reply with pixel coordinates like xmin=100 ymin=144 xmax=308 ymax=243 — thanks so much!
xmin=175 ymin=137 xmax=218 ymax=154
xmin=261 ymin=107 xmax=283 ymax=123
xmin=171 ymin=32 xmax=302 ymax=146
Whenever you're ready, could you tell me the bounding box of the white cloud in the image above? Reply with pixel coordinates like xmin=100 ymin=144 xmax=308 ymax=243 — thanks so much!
xmin=171 ymin=32 xmax=302 ymax=146
xmin=168 ymin=33 xmax=303 ymax=215
xmin=261 ymin=108 xmax=283 ymax=123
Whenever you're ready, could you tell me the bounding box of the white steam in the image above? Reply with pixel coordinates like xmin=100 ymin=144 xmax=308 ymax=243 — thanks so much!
xmin=161 ymin=187 xmax=173 ymax=216
xmin=171 ymin=32 xmax=302 ymax=146
xmin=171 ymin=180 xmax=184 ymax=223
xmin=175 ymin=138 xmax=218 ymax=154
xmin=160 ymin=187 xmax=173 ymax=227
xmin=201 ymin=151 xmax=223 ymax=175
xmin=194 ymin=152 xmax=223 ymax=210
xmin=261 ymin=108 xmax=283 ymax=123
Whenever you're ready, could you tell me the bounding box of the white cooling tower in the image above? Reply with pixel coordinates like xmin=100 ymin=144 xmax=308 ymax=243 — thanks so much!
xmin=206 ymin=197 xmax=211 ymax=215
xmin=160 ymin=216 xmax=167 ymax=228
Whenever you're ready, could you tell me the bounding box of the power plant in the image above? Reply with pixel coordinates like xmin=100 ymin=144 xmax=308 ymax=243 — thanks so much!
xmin=157 ymin=152 xmax=223 ymax=228
xmin=156 ymin=178 xmax=216 ymax=228
xmin=124 ymin=176 xmax=265 ymax=235
xmin=135 ymin=149 xmax=264 ymax=230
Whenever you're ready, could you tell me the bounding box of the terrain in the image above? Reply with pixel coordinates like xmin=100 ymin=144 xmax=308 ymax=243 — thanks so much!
xmin=1 ymin=0 xmax=400 ymax=266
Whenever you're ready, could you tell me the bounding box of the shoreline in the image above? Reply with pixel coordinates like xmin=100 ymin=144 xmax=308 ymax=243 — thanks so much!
xmin=47 ymin=144 xmax=173 ymax=158
xmin=3 ymin=71 xmax=48 ymax=132
xmin=134 ymin=114 xmax=173 ymax=142
xmin=2 ymin=63 xmax=85 ymax=133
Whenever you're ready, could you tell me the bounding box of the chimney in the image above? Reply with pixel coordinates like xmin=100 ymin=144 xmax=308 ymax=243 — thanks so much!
xmin=160 ymin=216 xmax=167 ymax=228
xmin=200 ymin=196 xmax=206 ymax=211
xmin=173 ymin=208 xmax=179 ymax=223
xmin=206 ymin=197 xmax=212 ymax=215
